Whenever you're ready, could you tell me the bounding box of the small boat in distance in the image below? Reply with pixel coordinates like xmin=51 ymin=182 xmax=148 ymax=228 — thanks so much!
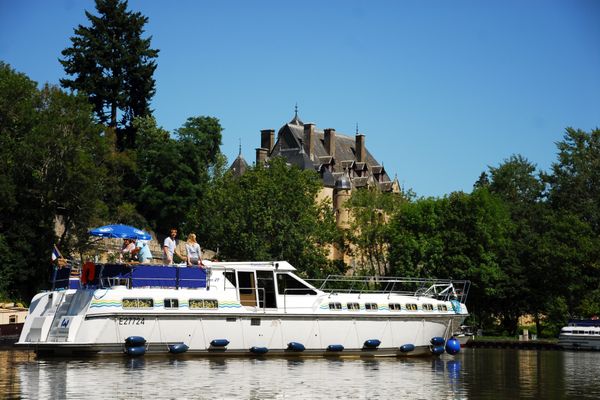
xmin=17 ymin=261 xmax=469 ymax=357
xmin=558 ymin=319 xmax=600 ymax=350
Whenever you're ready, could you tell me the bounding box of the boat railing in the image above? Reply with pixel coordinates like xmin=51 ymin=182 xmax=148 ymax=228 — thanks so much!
xmin=304 ymin=275 xmax=470 ymax=303
xmin=52 ymin=263 xmax=208 ymax=290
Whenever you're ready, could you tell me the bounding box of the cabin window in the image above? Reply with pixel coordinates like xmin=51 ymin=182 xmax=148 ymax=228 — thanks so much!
xmin=189 ymin=299 xmax=219 ymax=309
xmin=437 ymin=304 xmax=448 ymax=312
xmin=389 ymin=303 xmax=401 ymax=311
xmin=347 ymin=302 xmax=360 ymax=310
xmin=9 ymin=315 xmax=17 ymax=324
xmin=122 ymin=298 xmax=154 ymax=308
xmin=224 ymin=271 xmax=237 ymax=287
xmin=365 ymin=303 xmax=378 ymax=311
xmin=164 ymin=298 xmax=179 ymax=309
xmin=329 ymin=302 xmax=342 ymax=310
xmin=423 ymin=304 xmax=434 ymax=311
xmin=276 ymin=273 xmax=317 ymax=295
xmin=405 ymin=303 xmax=418 ymax=311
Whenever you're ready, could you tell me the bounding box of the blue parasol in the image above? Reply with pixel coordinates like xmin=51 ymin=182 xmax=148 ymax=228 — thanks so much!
xmin=89 ymin=224 xmax=151 ymax=240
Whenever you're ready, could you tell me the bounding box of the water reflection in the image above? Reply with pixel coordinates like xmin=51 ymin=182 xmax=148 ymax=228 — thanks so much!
xmin=1 ymin=349 xmax=600 ymax=399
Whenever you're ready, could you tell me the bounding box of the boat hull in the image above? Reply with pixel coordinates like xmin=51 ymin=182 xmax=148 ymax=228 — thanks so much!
xmin=558 ymin=334 xmax=600 ymax=351
xmin=18 ymin=310 xmax=463 ymax=357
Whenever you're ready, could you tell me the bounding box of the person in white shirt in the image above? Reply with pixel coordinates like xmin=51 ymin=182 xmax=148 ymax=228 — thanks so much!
xmin=163 ymin=228 xmax=185 ymax=265
xmin=185 ymin=233 xmax=203 ymax=267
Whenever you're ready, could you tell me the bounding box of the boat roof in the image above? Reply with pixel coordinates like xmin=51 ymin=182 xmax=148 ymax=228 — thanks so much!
xmin=206 ymin=260 xmax=296 ymax=272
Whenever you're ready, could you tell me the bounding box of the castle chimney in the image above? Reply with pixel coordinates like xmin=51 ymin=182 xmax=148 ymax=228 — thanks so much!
xmin=324 ymin=128 xmax=336 ymax=158
xmin=355 ymin=133 xmax=366 ymax=163
xmin=260 ymin=129 xmax=275 ymax=154
xmin=303 ymin=123 xmax=315 ymax=159
xmin=256 ymin=147 xmax=268 ymax=165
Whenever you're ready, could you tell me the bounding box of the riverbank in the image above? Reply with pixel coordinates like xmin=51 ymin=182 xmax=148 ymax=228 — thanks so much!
xmin=466 ymin=337 xmax=560 ymax=350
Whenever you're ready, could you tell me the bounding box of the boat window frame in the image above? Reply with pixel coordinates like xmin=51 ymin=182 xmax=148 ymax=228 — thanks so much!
xmin=437 ymin=304 xmax=448 ymax=312
xmin=276 ymin=272 xmax=317 ymax=296
xmin=365 ymin=302 xmax=378 ymax=311
xmin=328 ymin=302 xmax=342 ymax=310
xmin=122 ymin=298 xmax=154 ymax=309
xmin=405 ymin=303 xmax=418 ymax=311
xmin=189 ymin=299 xmax=219 ymax=309
xmin=423 ymin=303 xmax=434 ymax=311
xmin=347 ymin=302 xmax=360 ymax=310
xmin=389 ymin=303 xmax=401 ymax=311
xmin=164 ymin=298 xmax=179 ymax=309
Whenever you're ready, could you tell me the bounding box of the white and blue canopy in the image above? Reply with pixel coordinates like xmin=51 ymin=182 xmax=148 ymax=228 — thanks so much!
xmin=89 ymin=224 xmax=151 ymax=240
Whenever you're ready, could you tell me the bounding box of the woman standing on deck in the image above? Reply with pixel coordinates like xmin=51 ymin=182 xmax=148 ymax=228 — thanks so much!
xmin=185 ymin=233 xmax=202 ymax=267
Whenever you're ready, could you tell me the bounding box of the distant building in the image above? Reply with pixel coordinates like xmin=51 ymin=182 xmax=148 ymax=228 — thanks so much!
xmin=229 ymin=147 xmax=249 ymax=177
xmin=231 ymin=111 xmax=401 ymax=262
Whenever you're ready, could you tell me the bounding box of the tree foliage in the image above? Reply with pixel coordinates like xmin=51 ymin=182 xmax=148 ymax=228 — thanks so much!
xmin=387 ymin=189 xmax=515 ymax=329
xmin=0 ymin=62 xmax=111 ymax=300
xmin=199 ymin=158 xmax=338 ymax=277
xmin=60 ymin=0 xmax=159 ymax=149
xmin=546 ymin=128 xmax=600 ymax=233
xmin=133 ymin=115 xmax=223 ymax=235
xmin=344 ymin=188 xmax=407 ymax=276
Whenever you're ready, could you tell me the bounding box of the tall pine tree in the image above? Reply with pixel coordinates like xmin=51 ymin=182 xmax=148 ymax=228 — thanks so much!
xmin=60 ymin=0 xmax=159 ymax=149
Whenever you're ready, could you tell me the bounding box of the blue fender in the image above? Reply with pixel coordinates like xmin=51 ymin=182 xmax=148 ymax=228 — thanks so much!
xmin=363 ymin=339 xmax=381 ymax=349
xmin=168 ymin=343 xmax=189 ymax=354
xmin=445 ymin=337 xmax=461 ymax=355
xmin=125 ymin=336 xmax=146 ymax=347
xmin=125 ymin=345 xmax=146 ymax=356
xmin=250 ymin=346 xmax=269 ymax=354
xmin=400 ymin=344 xmax=415 ymax=353
xmin=287 ymin=342 xmax=306 ymax=352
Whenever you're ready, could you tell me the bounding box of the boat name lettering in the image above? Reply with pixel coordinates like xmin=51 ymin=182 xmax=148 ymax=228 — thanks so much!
xmin=118 ymin=317 xmax=145 ymax=325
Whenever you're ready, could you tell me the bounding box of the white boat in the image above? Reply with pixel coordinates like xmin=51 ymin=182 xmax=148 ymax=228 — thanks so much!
xmin=17 ymin=261 xmax=469 ymax=357
xmin=559 ymin=320 xmax=600 ymax=350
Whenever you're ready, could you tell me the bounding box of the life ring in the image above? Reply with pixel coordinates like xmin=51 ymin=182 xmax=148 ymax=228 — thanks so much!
xmin=81 ymin=262 xmax=96 ymax=285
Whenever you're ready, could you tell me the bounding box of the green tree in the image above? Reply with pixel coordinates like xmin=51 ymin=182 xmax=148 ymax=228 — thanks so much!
xmin=133 ymin=115 xmax=223 ymax=235
xmin=344 ymin=188 xmax=407 ymax=276
xmin=0 ymin=63 xmax=111 ymax=300
xmin=60 ymin=0 xmax=159 ymax=149
xmin=546 ymin=128 xmax=600 ymax=233
xmin=387 ymin=190 xmax=515 ymax=330
xmin=200 ymin=158 xmax=337 ymax=277
xmin=486 ymin=155 xmax=545 ymax=333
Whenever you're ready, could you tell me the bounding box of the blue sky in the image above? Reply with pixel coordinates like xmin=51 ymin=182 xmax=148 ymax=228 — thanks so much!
xmin=1 ymin=0 xmax=599 ymax=197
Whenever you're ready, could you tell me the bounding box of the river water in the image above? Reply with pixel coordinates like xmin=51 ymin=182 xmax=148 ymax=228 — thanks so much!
xmin=1 ymin=348 xmax=599 ymax=399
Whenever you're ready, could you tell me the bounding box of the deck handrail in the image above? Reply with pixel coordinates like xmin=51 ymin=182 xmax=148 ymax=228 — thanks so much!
xmin=304 ymin=275 xmax=470 ymax=303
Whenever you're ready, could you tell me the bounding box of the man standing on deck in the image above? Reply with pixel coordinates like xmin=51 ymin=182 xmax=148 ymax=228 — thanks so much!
xmin=163 ymin=228 xmax=185 ymax=265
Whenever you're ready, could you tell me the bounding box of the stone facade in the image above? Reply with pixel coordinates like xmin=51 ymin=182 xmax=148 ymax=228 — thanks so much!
xmin=231 ymin=112 xmax=401 ymax=263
